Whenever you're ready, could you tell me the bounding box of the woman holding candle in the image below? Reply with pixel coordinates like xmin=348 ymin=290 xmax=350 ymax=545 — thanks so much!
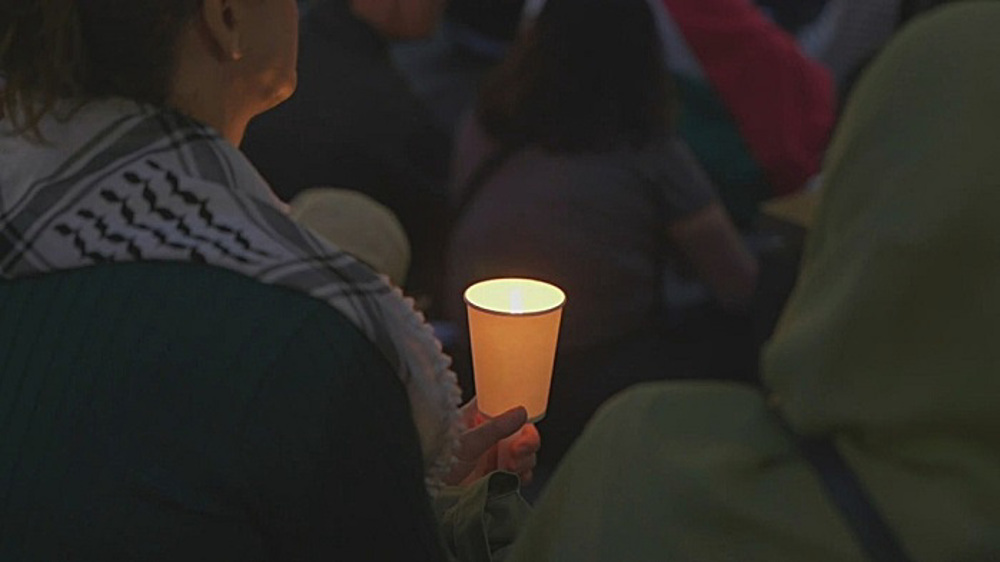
xmin=0 ymin=1 xmax=536 ymax=559
xmin=506 ymin=3 xmax=1000 ymax=559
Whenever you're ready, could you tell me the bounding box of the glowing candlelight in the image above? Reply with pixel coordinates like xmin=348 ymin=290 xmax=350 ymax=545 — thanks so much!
xmin=464 ymin=278 xmax=565 ymax=421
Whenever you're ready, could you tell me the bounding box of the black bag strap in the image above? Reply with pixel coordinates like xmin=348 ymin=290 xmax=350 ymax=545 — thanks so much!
xmin=773 ymin=411 xmax=914 ymax=562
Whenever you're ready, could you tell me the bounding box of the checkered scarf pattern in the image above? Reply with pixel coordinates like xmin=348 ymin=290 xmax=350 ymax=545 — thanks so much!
xmin=0 ymin=100 xmax=462 ymax=490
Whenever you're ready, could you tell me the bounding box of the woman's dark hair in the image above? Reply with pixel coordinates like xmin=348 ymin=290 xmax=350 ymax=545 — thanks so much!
xmin=0 ymin=0 xmax=201 ymax=135
xmin=477 ymin=0 xmax=674 ymax=152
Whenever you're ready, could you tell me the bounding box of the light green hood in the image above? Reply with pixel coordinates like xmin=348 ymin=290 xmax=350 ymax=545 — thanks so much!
xmin=763 ymin=2 xmax=1000 ymax=554
xmin=764 ymin=0 xmax=1000 ymax=446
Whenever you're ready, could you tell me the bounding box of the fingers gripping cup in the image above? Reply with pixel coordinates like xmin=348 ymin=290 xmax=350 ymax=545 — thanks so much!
xmin=464 ymin=278 xmax=565 ymax=422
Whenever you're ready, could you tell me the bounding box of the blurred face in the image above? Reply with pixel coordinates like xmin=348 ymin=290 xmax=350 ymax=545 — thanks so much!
xmin=350 ymin=0 xmax=446 ymax=40
xmin=167 ymin=0 xmax=300 ymax=143
xmin=240 ymin=0 xmax=300 ymax=112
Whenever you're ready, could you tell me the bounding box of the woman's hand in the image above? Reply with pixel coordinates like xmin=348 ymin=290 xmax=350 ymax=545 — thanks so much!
xmin=444 ymin=399 xmax=541 ymax=487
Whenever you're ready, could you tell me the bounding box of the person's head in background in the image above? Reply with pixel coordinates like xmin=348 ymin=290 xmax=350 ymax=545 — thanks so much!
xmin=0 ymin=0 xmax=299 ymax=145
xmin=477 ymin=0 xmax=674 ymax=153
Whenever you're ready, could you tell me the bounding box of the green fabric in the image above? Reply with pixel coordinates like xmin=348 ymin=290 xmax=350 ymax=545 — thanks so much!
xmin=435 ymin=472 xmax=532 ymax=562
xmin=763 ymin=2 xmax=1000 ymax=557
xmin=675 ymin=76 xmax=771 ymax=227
xmin=0 ymin=262 xmax=447 ymax=560
xmin=507 ymin=383 xmax=861 ymax=561
xmin=507 ymin=4 xmax=1000 ymax=560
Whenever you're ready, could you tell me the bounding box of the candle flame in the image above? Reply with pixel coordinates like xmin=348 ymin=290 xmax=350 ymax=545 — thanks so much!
xmin=464 ymin=278 xmax=565 ymax=315
xmin=510 ymin=288 xmax=525 ymax=313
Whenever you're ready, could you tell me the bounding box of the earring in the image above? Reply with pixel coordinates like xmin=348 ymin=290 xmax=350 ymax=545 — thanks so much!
xmin=228 ymin=38 xmax=244 ymax=61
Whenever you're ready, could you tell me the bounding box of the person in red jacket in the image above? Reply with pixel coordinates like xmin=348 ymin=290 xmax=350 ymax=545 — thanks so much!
xmin=655 ymin=0 xmax=836 ymax=220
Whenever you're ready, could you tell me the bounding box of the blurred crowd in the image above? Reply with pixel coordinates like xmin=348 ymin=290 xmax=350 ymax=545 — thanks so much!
xmin=242 ymin=0 xmax=942 ymax=471
xmin=2 ymin=0 xmax=997 ymax=560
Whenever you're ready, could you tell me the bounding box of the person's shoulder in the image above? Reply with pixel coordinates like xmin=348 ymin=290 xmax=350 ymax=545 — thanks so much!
xmin=629 ymin=134 xmax=719 ymax=216
xmin=507 ymin=382 xmax=827 ymax=562
xmin=584 ymin=381 xmax=784 ymax=458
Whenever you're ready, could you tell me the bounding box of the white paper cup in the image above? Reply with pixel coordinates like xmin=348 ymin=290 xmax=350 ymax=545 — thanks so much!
xmin=465 ymin=278 xmax=565 ymax=422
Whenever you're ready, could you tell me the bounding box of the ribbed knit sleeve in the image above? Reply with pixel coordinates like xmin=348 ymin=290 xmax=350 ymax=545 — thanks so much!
xmin=0 ymin=263 xmax=446 ymax=561
xmin=242 ymin=302 xmax=448 ymax=561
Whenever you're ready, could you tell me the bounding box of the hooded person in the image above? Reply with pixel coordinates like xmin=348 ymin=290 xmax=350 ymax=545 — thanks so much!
xmin=505 ymin=3 xmax=1000 ymax=560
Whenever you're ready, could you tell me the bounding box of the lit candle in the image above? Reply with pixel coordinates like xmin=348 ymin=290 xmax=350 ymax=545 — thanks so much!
xmin=464 ymin=278 xmax=565 ymax=422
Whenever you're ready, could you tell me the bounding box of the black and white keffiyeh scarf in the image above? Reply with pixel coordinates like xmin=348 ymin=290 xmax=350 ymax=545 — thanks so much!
xmin=0 ymin=98 xmax=462 ymax=489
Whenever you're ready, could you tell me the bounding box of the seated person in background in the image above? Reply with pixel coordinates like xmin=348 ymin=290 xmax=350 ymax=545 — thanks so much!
xmin=508 ymin=3 xmax=1000 ymax=559
xmin=0 ymin=0 xmax=537 ymax=559
xmin=444 ymin=0 xmax=758 ymax=466
xmin=242 ymin=0 xmax=451 ymax=304
xmin=653 ymin=0 xmax=837 ymax=226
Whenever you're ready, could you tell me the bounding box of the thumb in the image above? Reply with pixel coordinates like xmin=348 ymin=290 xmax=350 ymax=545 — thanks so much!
xmin=462 ymin=407 xmax=528 ymax=459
